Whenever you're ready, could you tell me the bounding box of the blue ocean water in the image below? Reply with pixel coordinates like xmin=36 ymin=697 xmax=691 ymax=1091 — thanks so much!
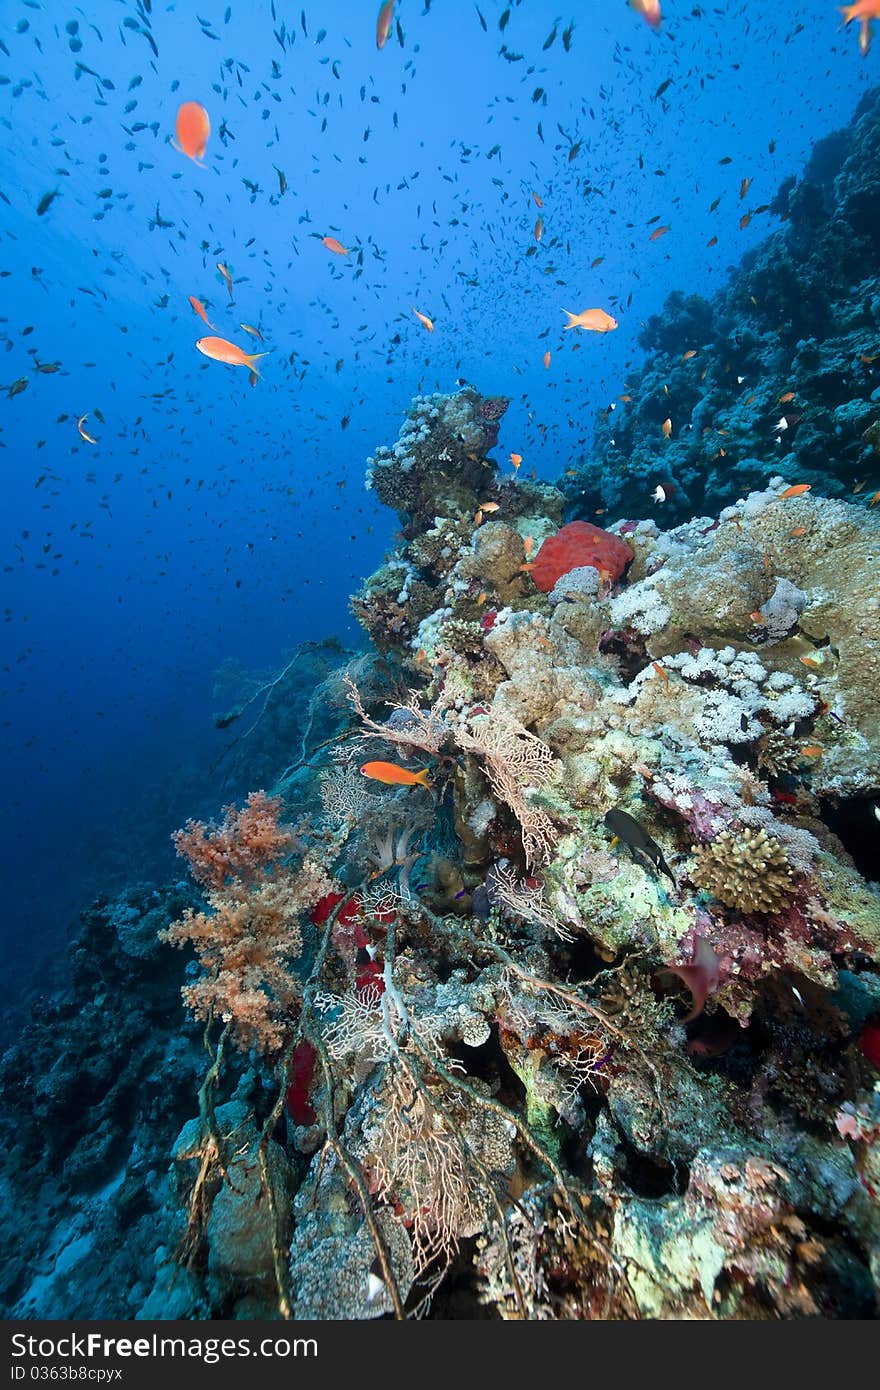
xmin=1 ymin=1 xmax=869 ymax=993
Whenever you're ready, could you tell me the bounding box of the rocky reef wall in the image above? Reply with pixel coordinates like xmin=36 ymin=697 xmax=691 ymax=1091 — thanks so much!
xmin=562 ymin=87 xmax=880 ymax=527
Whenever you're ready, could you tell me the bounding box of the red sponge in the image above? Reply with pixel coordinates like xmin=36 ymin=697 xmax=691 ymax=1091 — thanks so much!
xmin=530 ymin=521 xmax=633 ymax=593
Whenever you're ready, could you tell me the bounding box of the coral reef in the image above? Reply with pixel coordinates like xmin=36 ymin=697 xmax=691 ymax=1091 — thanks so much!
xmin=7 ymin=90 xmax=880 ymax=1317
xmin=113 ymin=378 xmax=874 ymax=1322
xmin=4 ymin=373 xmax=880 ymax=1323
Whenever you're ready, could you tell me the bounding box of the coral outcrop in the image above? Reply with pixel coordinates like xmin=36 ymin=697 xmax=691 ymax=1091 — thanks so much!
xmin=5 ymin=385 xmax=879 ymax=1322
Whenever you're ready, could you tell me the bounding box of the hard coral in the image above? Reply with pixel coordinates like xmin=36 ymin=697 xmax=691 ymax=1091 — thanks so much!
xmin=692 ymin=826 xmax=794 ymax=914
xmin=530 ymin=522 xmax=633 ymax=594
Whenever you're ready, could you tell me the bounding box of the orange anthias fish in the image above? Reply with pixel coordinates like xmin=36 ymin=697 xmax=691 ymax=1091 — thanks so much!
xmin=630 ymin=0 xmax=662 ymax=27
xmin=175 ymin=102 xmax=210 ymax=163
xmin=534 ymin=216 xmax=544 ymax=242
xmin=778 ymin=483 xmax=811 ymax=499
xmin=189 ymin=295 xmax=215 ymax=330
xmin=662 ymin=417 xmax=672 ymax=438
xmin=196 ymin=336 xmax=268 ymax=374
xmin=360 ymin=760 xmax=431 ymax=788
xmin=412 ymin=307 xmax=434 ymax=332
xmin=510 ymin=452 xmax=523 ymax=469
xmin=649 ymin=224 xmax=671 ymax=241
xmin=563 ymin=308 xmax=618 ymax=333
xmin=322 ymin=236 xmax=350 ymax=256
xmin=840 ymin=3 xmax=880 ymax=55
xmin=532 ymin=192 xmax=543 ymax=208
xmin=376 ymin=0 xmax=395 ymax=49
xmin=543 ymin=350 xmax=551 ymax=369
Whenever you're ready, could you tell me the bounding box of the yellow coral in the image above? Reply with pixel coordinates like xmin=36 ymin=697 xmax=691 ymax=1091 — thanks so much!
xmin=692 ymin=826 xmax=794 ymax=914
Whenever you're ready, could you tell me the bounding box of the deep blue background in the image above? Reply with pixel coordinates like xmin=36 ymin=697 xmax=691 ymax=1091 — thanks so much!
xmin=0 ymin=0 xmax=871 ymax=987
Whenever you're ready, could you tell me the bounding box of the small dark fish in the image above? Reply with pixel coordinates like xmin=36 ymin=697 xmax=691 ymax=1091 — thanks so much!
xmin=36 ymin=189 xmax=60 ymax=216
xmin=604 ymin=807 xmax=674 ymax=883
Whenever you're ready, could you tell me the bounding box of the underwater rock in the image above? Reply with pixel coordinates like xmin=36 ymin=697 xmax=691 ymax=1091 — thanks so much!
xmin=0 ymin=887 xmax=206 ymax=1317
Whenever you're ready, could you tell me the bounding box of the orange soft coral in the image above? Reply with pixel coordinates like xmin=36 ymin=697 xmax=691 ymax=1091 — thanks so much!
xmin=162 ymin=792 xmax=337 ymax=1054
xmin=172 ymin=789 xmax=294 ymax=889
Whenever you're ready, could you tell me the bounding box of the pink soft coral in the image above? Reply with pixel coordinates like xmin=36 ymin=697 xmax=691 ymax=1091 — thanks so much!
xmin=162 ymin=792 xmax=336 ymax=1054
xmin=173 ymin=789 xmax=294 ymax=889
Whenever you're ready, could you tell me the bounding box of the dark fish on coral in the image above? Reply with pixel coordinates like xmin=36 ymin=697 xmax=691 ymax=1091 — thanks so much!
xmin=604 ymin=807 xmax=675 ymax=882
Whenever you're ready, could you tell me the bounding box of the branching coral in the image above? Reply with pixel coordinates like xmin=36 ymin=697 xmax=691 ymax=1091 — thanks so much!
xmin=319 ymin=764 xmax=379 ymax=826
xmin=491 ymin=862 xmax=572 ymax=940
xmin=364 ymin=1066 xmax=486 ymax=1282
xmin=691 ymin=826 xmax=795 ymax=914
xmin=756 ymin=725 xmax=802 ymax=779
xmin=345 ymin=675 xmax=450 ymax=756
